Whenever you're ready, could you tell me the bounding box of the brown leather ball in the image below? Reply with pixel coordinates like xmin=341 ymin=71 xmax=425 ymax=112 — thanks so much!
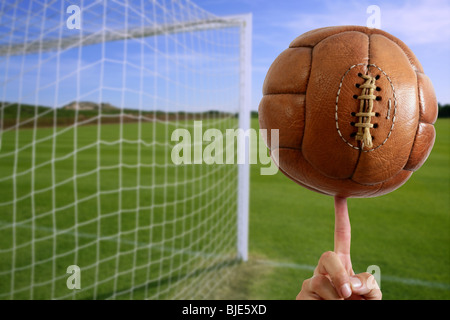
xmin=259 ymin=26 xmax=438 ymax=198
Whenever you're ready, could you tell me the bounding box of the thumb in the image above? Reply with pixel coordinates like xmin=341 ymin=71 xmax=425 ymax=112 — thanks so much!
xmin=349 ymin=273 xmax=382 ymax=300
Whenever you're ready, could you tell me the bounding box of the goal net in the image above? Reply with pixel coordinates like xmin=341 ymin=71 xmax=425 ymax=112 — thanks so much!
xmin=0 ymin=0 xmax=251 ymax=299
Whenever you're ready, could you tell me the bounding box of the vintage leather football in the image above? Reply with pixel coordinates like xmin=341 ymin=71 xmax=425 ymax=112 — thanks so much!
xmin=259 ymin=26 xmax=438 ymax=198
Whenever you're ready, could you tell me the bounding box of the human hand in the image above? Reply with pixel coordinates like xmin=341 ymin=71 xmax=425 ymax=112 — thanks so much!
xmin=296 ymin=197 xmax=382 ymax=300
xmin=296 ymin=251 xmax=382 ymax=300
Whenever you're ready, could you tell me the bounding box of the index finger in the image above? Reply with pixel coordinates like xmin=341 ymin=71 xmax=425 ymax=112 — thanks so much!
xmin=334 ymin=196 xmax=351 ymax=266
xmin=314 ymin=251 xmax=351 ymax=299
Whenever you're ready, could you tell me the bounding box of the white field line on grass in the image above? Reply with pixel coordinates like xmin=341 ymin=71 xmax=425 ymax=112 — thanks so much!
xmin=1 ymin=220 xmax=449 ymax=291
xmin=255 ymin=259 xmax=450 ymax=291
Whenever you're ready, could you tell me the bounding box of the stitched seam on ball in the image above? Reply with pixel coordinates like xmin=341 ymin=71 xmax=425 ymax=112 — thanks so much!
xmin=277 ymin=163 xmax=329 ymax=196
xmin=290 ymin=30 xmax=370 ymax=49
xmin=279 ymin=147 xmax=350 ymax=181
xmin=403 ymin=70 xmax=422 ymax=171
xmin=302 ymin=46 xmax=313 ymax=150
xmin=278 ymin=147 xmax=383 ymax=195
xmin=335 ymin=63 xmax=397 ymax=153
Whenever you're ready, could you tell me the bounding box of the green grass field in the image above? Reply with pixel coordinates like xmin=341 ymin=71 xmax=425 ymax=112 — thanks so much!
xmin=0 ymin=117 xmax=241 ymax=299
xmin=247 ymin=118 xmax=450 ymax=300
xmin=0 ymin=116 xmax=449 ymax=300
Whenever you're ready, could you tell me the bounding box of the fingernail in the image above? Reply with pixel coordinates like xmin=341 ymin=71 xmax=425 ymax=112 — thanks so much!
xmin=340 ymin=283 xmax=352 ymax=298
xmin=350 ymin=276 xmax=362 ymax=289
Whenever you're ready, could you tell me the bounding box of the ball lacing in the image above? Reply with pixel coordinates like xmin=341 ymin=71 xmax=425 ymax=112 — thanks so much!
xmin=353 ymin=74 xmax=378 ymax=148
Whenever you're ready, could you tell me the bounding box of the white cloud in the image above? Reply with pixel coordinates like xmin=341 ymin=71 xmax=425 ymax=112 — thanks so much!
xmin=380 ymin=0 xmax=450 ymax=46
xmin=276 ymin=0 xmax=450 ymax=47
xmin=250 ymin=0 xmax=450 ymax=105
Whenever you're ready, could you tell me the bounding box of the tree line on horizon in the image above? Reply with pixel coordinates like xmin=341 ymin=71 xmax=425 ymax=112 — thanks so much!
xmin=251 ymin=103 xmax=450 ymax=118
xmin=1 ymin=101 xmax=449 ymax=121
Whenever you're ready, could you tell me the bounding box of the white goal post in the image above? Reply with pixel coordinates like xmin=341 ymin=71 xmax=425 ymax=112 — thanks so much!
xmin=0 ymin=0 xmax=251 ymax=300
xmin=237 ymin=13 xmax=251 ymax=263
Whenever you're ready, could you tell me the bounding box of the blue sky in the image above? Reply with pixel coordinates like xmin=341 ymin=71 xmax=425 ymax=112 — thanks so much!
xmin=195 ymin=0 xmax=450 ymax=110
xmin=1 ymin=0 xmax=449 ymax=112
xmin=1 ymin=0 xmax=242 ymax=112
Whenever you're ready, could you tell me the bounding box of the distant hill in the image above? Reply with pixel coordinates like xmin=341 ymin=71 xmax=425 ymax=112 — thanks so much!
xmin=62 ymin=101 xmax=119 ymax=111
xmin=0 ymin=101 xmax=238 ymax=129
xmin=0 ymin=101 xmax=122 ymax=128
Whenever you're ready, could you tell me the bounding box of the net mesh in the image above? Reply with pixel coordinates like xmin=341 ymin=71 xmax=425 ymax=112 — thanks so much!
xmin=0 ymin=0 xmax=246 ymax=299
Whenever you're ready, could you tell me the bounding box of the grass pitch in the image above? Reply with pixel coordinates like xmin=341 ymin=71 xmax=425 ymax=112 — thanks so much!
xmin=0 ymin=116 xmax=448 ymax=300
xmin=0 ymin=117 xmax=240 ymax=299
xmin=248 ymin=118 xmax=450 ymax=300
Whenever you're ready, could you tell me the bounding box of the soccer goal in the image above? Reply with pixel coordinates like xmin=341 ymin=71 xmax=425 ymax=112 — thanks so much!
xmin=0 ymin=0 xmax=251 ymax=300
